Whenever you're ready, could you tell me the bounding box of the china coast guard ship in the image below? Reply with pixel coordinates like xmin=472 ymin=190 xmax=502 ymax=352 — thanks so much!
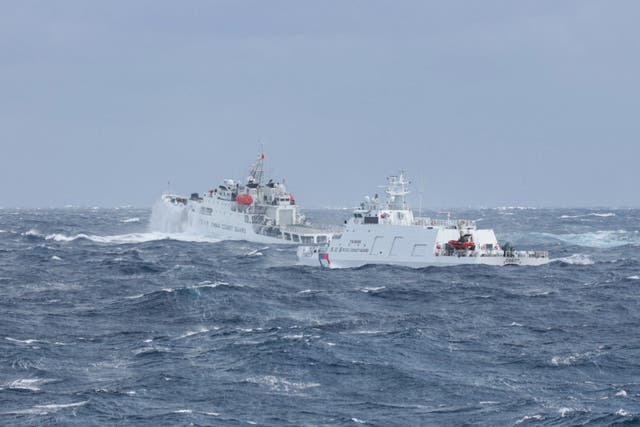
xmin=297 ymin=171 xmax=549 ymax=268
xmin=161 ymin=152 xmax=333 ymax=245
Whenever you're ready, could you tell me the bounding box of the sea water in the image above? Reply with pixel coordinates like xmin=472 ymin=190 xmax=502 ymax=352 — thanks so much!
xmin=1 ymin=206 xmax=639 ymax=425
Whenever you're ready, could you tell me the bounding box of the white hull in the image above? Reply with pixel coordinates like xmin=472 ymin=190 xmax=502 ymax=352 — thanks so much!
xmin=298 ymin=249 xmax=549 ymax=268
xmin=297 ymin=223 xmax=549 ymax=269
xmin=156 ymin=150 xmax=334 ymax=245
xmin=296 ymin=171 xmax=549 ymax=269
xmin=162 ymin=196 xmax=332 ymax=245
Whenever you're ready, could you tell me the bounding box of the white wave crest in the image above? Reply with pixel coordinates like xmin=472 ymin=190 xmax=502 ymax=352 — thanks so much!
xmin=149 ymin=198 xmax=189 ymax=233
xmin=22 ymin=229 xmax=42 ymax=237
xmin=5 ymin=337 xmax=47 ymax=345
xmin=551 ymin=350 xmax=601 ymax=367
xmin=538 ymin=230 xmax=639 ymax=248
xmin=559 ymin=407 xmax=574 ymax=417
xmin=553 ymin=254 xmax=594 ymax=265
xmin=5 ymin=378 xmax=54 ymax=392
xmin=626 ymin=275 xmax=640 ymax=280
xmin=559 ymin=212 xmax=616 ymax=219
xmin=2 ymin=400 xmax=88 ymax=415
xmin=359 ymin=286 xmax=386 ymax=293
xmin=297 ymin=289 xmax=321 ymax=294
xmin=244 ymin=375 xmax=320 ymax=393
xmin=177 ymin=327 xmax=210 ymax=339
xmin=283 ymin=334 xmax=304 ymax=339
xmin=348 ymin=330 xmax=386 ymax=335
xmin=558 ymin=407 xmax=590 ymax=417
xmin=516 ymin=415 xmax=543 ymax=424
xmin=121 ymin=217 xmax=141 ymax=223
xmin=126 ymin=281 xmax=234 ymax=300
xmin=42 ymin=232 xmax=220 ymax=244
xmin=190 ymin=280 xmax=232 ymax=289
xmin=495 ymin=206 xmax=537 ymax=210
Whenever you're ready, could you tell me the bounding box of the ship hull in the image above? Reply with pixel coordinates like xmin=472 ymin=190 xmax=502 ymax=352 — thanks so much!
xmin=161 ymin=196 xmax=332 ymax=245
xmin=297 ymin=253 xmax=549 ymax=268
xmin=297 ymin=223 xmax=549 ymax=268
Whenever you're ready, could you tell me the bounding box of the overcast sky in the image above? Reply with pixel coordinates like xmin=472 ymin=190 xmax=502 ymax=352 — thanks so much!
xmin=1 ymin=1 xmax=638 ymax=208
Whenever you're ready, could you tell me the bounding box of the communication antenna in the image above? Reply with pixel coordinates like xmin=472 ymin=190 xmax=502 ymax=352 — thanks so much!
xmin=418 ymin=172 xmax=424 ymax=217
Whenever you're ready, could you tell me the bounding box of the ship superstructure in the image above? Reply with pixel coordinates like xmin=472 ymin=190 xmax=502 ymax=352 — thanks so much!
xmin=297 ymin=171 xmax=549 ymax=268
xmin=161 ymin=152 xmax=333 ymax=245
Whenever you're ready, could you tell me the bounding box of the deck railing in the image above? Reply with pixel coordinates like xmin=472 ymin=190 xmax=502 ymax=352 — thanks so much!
xmin=436 ymin=249 xmax=549 ymax=259
xmin=412 ymin=217 xmax=476 ymax=228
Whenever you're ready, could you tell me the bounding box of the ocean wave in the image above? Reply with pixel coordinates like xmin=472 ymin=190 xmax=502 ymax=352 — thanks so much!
xmin=177 ymin=327 xmax=211 ymax=339
xmin=297 ymin=289 xmax=322 ymax=295
xmin=359 ymin=286 xmax=386 ymax=293
xmin=2 ymin=400 xmax=88 ymax=415
xmin=559 ymin=212 xmax=616 ymax=219
xmin=553 ymin=254 xmax=595 ymax=265
xmin=25 ymin=230 xmax=221 ymax=244
xmin=132 ymin=346 xmax=171 ymax=356
xmin=244 ymin=375 xmax=320 ymax=393
xmin=149 ymin=199 xmax=189 ymax=233
xmin=245 ymin=247 xmax=268 ymax=257
xmin=22 ymin=228 xmax=42 ymax=237
xmin=121 ymin=217 xmax=141 ymax=223
xmin=124 ymin=281 xmax=237 ymax=301
xmin=551 ymin=350 xmax=602 ymax=367
xmin=558 ymin=407 xmax=590 ymax=418
xmin=534 ymin=230 xmax=640 ymax=248
xmin=5 ymin=336 xmax=48 ymax=345
xmin=3 ymin=378 xmax=55 ymax=392
xmin=191 ymin=280 xmax=234 ymax=289
xmin=4 ymin=206 xmax=640 ymax=425
xmin=516 ymin=414 xmax=543 ymax=424
xmin=495 ymin=206 xmax=538 ymax=210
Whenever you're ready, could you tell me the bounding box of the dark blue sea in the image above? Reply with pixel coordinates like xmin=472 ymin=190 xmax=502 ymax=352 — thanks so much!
xmin=1 ymin=206 xmax=639 ymax=426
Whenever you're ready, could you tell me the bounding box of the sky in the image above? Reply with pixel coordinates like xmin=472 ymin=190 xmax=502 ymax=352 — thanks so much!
xmin=1 ymin=1 xmax=639 ymax=208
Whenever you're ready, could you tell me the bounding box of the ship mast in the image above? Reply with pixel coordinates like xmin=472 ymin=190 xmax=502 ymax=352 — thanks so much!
xmin=385 ymin=170 xmax=410 ymax=210
xmin=248 ymin=150 xmax=265 ymax=186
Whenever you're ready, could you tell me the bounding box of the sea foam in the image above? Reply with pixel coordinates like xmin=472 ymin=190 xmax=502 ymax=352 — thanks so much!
xmin=559 ymin=212 xmax=616 ymax=219
xmin=39 ymin=231 xmax=220 ymax=244
xmin=553 ymin=254 xmax=595 ymax=265
xmin=537 ymin=230 xmax=639 ymax=248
